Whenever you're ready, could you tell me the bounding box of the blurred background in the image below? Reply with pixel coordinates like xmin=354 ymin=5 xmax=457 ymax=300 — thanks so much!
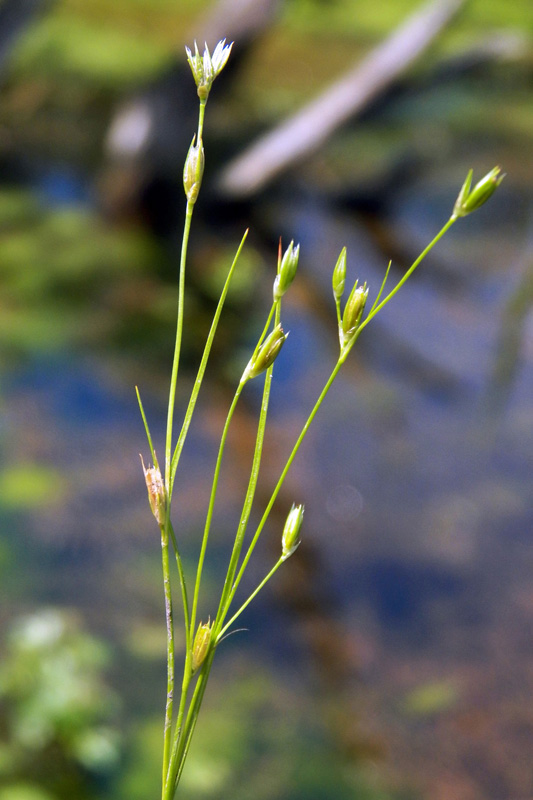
xmin=0 ymin=0 xmax=532 ymax=799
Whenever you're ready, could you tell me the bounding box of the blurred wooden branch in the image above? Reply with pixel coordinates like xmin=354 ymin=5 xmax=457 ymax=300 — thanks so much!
xmin=189 ymin=0 xmax=281 ymax=51
xmin=217 ymin=0 xmax=466 ymax=198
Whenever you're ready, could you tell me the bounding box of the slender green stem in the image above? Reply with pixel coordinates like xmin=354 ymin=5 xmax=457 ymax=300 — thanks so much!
xmin=335 ymin=296 xmax=342 ymax=329
xmin=220 ymin=358 xmax=343 ymax=624
xmin=218 ymin=216 xmax=458 ymax=653
xmin=167 ymin=647 xmax=216 ymax=797
xmin=168 ymin=521 xmax=190 ymax=649
xmin=161 ymin=523 xmax=189 ymax=799
xmin=165 ymin=202 xmax=193 ymax=489
xmin=215 ymin=303 xmax=278 ymax=626
xmin=164 ymin=651 xmax=192 ymax=799
xmin=164 ymin=231 xmax=249 ymax=798
xmin=214 ymin=372 xmax=272 ymax=624
xmin=361 ymin=217 xmax=455 ymax=331
xmin=197 ymin=100 xmax=206 ymax=146
xmin=251 ymin=303 xmax=277 ymax=360
xmin=169 ymin=230 xmax=249 ymax=496
xmin=168 ymin=305 xmax=281 ymax=796
xmin=165 ymin=100 xmax=206 ymax=492
xmin=161 ymin=193 xmax=194 ymax=796
xmin=161 ymin=96 xmax=207 ymax=800
xmin=217 ymin=557 xmax=284 ymax=640
xmin=189 ymin=383 xmax=244 ymax=640
xmin=160 ymin=525 xmax=174 ymax=796
xmin=169 ymin=302 xmax=280 ymax=795
xmin=338 ymin=217 xmax=456 ymax=365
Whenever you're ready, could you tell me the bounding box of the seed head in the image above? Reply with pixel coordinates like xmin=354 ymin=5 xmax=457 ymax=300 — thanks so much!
xmin=452 ymin=166 xmax=505 ymax=219
xmin=183 ymin=135 xmax=205 ymax=204
xmin=332 ymin=247 xmax=347 ymax=302
xmin=282 ymin=503 xmax=304 ymax=560
xmin=340 ymin=282 xmax=368 ymax=348
xmin=191 ymin=619 xmax=212 ymax=673
xmin=243 ymin=324 xmax=288 ymax=381
xmin=140 ymin=455 xmax=166 ymax=526
xmin=273 ymin=241 xmax=300 ymax=302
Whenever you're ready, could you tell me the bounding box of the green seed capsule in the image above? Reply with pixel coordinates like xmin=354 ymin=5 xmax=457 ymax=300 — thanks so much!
xmin=453 ymin=166 xmax=505 ymax=218
xmin=183 ymin=136 xmax=205 ymax=204
xmin=191 ymin=619 xmax=212 ymax=673
xmin=341 ymin=282 xmax=368 ymax=347
xmin=243 ymin=324 xmax=287 ymax=381
xmin=281 ymin=503 xmax=304 ymax=560
xmin=274 ymin=241 xmax=300 ymax=301
xmin=332 ymin=247 xmax=347 ymax=302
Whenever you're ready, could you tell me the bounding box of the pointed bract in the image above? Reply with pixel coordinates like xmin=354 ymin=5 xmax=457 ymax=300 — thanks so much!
xmin=453 ymin=168 xmax=472 ymax=214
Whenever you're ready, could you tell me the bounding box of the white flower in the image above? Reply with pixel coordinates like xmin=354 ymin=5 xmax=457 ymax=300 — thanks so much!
xmin=185 ymin=39 xmax=233 ymax=99
xmin=210 ymin=39 xmax=233 ymax=76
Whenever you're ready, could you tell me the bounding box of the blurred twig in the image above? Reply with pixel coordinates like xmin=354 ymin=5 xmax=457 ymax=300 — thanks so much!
xmin=190 ymin=0 xmax=280 ymax=50
xmin=217 ymin=0 xmax=466 ymax=197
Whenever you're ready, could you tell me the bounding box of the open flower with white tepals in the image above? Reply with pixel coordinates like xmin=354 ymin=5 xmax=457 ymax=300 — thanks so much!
xmin=185 ymin=39 xmax=233 ymax=100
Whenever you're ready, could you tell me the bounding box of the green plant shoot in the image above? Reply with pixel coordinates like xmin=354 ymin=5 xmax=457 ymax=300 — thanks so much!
xmin=135 ymin=40 xmax=504 ymax=800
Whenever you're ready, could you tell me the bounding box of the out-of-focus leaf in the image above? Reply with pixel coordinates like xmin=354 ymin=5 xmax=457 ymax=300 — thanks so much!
xmin=0 ymin=465 xmax=66 ymax=510
xmin=403 ymin=679 xmax=459 ymax=716
xmin=0 ymin=785 xmax=56 ymax=800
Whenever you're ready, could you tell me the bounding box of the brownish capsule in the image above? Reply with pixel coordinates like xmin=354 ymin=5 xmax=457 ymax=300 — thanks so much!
xmin=140 ymin=455 xmax=166 ymax=526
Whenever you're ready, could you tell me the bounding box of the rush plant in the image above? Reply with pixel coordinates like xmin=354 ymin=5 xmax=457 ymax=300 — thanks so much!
xmin=135 ymin=40 xmax=504 ymax=800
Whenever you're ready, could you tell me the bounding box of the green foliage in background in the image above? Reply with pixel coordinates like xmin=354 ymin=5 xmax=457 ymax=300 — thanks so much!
xmin=117 ymin=666 xmax=400 ymax=800
xmin=0 ymin=464 xmax=66 ymax=510
xmin=0 ymin=188 xmax=163 ymax=362
xmin=0 ymin=610 xmax=120 ymax=800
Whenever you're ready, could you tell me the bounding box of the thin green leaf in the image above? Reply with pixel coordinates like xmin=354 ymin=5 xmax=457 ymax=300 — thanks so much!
xmin=369 ymin=260 xmax=392 ymax=313
xmin=136 ymin=385 xmax=157 ymax=468
xmin=169 ymin=229 xmax=249 ymax=492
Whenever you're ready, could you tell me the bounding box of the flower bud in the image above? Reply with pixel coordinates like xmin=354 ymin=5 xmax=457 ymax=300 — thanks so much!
xmin=340 ymin=282 xmax=368 ymax=347
xmin=185 ymin=39 xmax=233 ymax=100
xmin=281 ymin=503 xmax=304 ymax=560
xmin=243 ymin=324 xmax=287 ymax=381
xmin=452 ymin=166 xmax=505 ymax=218
xmin=191 ymin=619 xmax=212 ymax=673
xmin=273 ymin=241 xmax=300 ymax=301
xmin=140 ymin=455 xmax=166 ymax=526
xmin=183 ymin=136 xmax=205 ymax=204
xmin=332 ymin=247 xmax=347 ymax=301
